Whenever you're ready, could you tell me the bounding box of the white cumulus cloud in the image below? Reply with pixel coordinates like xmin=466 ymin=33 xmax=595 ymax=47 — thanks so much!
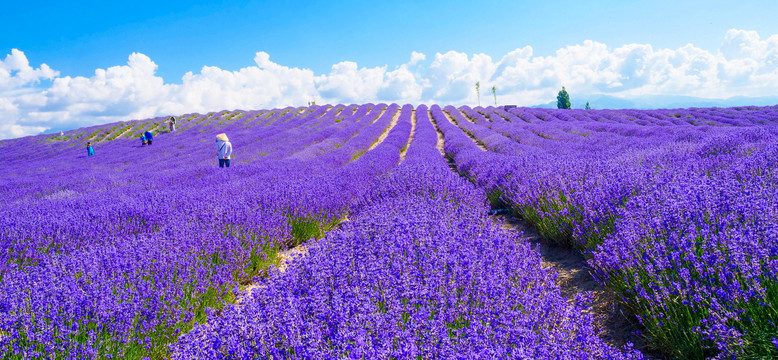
xmin=408 ymin=51 xmax=426 ymax=66
xmin=2 ymin=29 xmax=778 ymax=139
xmin=0 ymin=49 xmax=58 ymax=92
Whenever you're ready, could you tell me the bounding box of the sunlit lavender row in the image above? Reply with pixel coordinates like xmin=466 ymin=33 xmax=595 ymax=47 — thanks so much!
xmin=172 ymin=106 xmax=639 ymax=359
xmin=433 ymin=104 xmax=778 ymax=359
xmin=1 ymin=102 xmax=776 ymax=359
xmin=1 ymin=103 xmax=410 ymax=358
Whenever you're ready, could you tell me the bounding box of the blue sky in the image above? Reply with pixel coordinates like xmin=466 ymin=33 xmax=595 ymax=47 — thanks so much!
xmin=2 ymin=0 xmax=778 ymax=138
xmin=6 ymin=0 xmax=778 ymax=80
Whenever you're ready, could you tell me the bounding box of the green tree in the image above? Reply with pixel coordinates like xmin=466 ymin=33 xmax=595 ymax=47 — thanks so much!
xmin=491 ymin=85 xmax=497 ymax=105
xmin=585 ymin=101 xmax=591 ymax=110
xmin=475 ymin=81 xmax=481 ymax=107
xmin=557 ymin=86 xmax=571 ymax=109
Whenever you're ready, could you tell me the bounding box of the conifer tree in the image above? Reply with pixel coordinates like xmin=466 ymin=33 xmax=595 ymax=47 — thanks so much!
xmin=557 ymin=87 xmax=571 ymax=109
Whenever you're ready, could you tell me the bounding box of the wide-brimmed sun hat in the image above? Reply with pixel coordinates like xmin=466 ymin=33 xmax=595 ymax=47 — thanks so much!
xmin=216 ymin=133 xmax=229 ymax=142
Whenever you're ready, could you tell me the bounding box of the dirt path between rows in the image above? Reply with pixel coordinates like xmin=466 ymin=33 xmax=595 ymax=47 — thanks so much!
xmin=239 ymin=106 xmax=404 ymax=304
xmin=491 ymin=213 xmax=658 ymax=357
xmin=98 ymin=124 xmax=133 ymax=143
xmin=441 ymin=108 xmax=488 ymax=152
xmin=432 ymin=110 xmax=446 ymax=156
xmin=428 ymin=109 xmax=469 ymax=174
xmin=368 ymin=107 xmax=401 ymax=151
xmin=238 ymin=244 xmax=310 ymax=304
xmin=399 ymin=109 xmax=417 ymax=161
xmin=367 ymin=105 xmax=388 ymax=125
xmin=430 ymin=107 xmax=658 ymax=357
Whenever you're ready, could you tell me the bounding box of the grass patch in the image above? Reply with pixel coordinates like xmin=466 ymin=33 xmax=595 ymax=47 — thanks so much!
xmin=512 ymin=191 xmax=612 ymax=250
xmin=351 ymin=149 xmax=367 ymax=161
xmin=0 ymin=225 xmax=289 ymax=360
xmin=487 ymin=189 xmax=506 ymax=209
xmin=288 ymin=215 xmax=344 ymax=247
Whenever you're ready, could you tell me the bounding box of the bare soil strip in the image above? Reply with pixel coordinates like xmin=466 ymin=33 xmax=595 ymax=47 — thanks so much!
xmin=432 ymin=108 xmax=658 ymax=357
xmin=106 ymin=122 xmax=149 ymax=142
xmin=239 ymin=215 xmax=349 ymax=303
xmin=148 ymin=118 xmax=170 ymax=133
xmin=238 ymin=244 xmax=310 ymax=304
xmin=492 ymin=214 xmax=657 ymax=357
xmin=240 ymin=107 xmax=400 ymax=303
xmin=276 ymin=244 xmax=310 ymax=273
xmin=368 ymin=107 xmax=401 ymax=151
xmin=399 ymin=109 xmax=417 ymax=161
xmin=368 ymin=105 xmax=388 ymax=125
xmin=432 ymin=110 xmax=446 ymax=156
xmin=441 ymin=109 xmax=488 ymax=152
xmin=238 ymin=111 xmax=403 ymax=304
xmin=428 ymin=110 xmax=465 ymax=174
xmin=112 ymin=124 xmax=139 ymax=140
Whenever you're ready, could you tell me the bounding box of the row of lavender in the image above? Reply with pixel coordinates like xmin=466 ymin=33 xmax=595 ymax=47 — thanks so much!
xmin=434 ymin=104 xmax=778 ymax=359
xmin=172 ymin=106 xmax=641 ymax=359
xmin=0 ymin=103 xmax=410 ymax=358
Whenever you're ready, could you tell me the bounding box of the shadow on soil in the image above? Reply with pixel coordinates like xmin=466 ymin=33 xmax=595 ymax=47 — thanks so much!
xmin=492 ymin=213 xmax=664 ymax=359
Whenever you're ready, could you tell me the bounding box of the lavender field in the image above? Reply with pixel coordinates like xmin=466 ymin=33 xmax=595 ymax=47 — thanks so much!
xmin=1 ymin=103 xmax=777 ymax=359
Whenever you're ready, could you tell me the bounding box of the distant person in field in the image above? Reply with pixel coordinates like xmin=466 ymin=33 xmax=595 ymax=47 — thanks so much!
xmin=168 ymin=116 xmax=176 ymax=132
xmin=144 ymin=131 xmax=154 ymax=145
xmin=140 ymin=134 xmax=147 ymax=146
xmin=216 ymin=133 xmax=232 ymax=168
xmin=86 ymin=142 xmax=95 ymax=156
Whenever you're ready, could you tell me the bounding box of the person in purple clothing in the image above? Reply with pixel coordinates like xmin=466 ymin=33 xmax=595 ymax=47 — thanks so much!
xmin=216 ymin=133 xmax=232 ymax=168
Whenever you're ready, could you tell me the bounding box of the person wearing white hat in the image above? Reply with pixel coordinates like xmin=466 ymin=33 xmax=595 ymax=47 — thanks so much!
xmin=216 ymin=133 xmax=232 ymax=168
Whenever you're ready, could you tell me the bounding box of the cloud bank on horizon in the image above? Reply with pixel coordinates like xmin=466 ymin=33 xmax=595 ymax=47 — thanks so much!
xmin=2 ymin=29 xmax=778 ymax=139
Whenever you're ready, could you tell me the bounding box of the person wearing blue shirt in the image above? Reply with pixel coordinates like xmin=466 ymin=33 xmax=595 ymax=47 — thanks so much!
xmin=86 ymin=142 xmax=95 ymax=156
xmin=144 ymin=131 xmax=154 ymax=145
xmin=140 ymin=134 xmax=147 ymax=146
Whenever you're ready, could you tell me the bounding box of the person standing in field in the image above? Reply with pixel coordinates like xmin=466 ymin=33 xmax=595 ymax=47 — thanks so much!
xmin=144 ymin=131 xmax=154 ymax=145
xmin=216 ymin=133 xmax=232 ymax=168
xmin=86 ymin=142 xmax=95 ymax=156
xmin=168 ymin=116 xmax=176 ymax=132
xmin=140 ymin=134 xmax=147 ymax=146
